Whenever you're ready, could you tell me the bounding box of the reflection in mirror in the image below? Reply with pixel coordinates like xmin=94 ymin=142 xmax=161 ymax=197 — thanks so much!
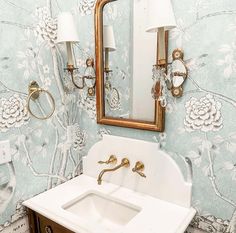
xmin=95 ymin=0 xmax=165 ymax=131
xmin=102 ymin=0 xmax=158 ymax=121
xmin=102 ymin=0 xmax=131 ymax=119
xmin=103 ymin=25 xmax=116 ymax=72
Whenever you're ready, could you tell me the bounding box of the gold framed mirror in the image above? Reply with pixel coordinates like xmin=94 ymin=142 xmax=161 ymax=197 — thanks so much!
xmin=95 ymin=0 xmax=167 ymax=131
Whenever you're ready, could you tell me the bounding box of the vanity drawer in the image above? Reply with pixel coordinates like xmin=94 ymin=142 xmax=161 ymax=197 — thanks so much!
xmin=28 ymin=209 xmax=74 ymax=233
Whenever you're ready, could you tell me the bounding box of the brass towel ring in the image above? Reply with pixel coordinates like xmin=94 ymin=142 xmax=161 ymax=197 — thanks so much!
xmin=27 ymin=81 xmax=56 ymax=120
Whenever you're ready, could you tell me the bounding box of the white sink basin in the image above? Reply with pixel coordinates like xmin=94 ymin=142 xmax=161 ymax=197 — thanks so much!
xmin=62 ymin=191 xmax=141 ymax=232
xmin=23 ymin=175 xmax=196 ymax=233
xmin=23 ymin=136 xmax=196 ymax=233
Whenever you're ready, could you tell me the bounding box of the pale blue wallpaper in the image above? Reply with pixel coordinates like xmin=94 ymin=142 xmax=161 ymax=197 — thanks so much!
xmin=0 ymin=0 xmax=236 ymax=233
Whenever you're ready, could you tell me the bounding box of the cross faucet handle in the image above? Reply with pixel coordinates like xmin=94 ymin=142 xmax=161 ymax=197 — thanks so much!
xmin=98 ymin=155 xmax=117 ymax=165
xmin=132 ymin=161 xmax=146 ymax=178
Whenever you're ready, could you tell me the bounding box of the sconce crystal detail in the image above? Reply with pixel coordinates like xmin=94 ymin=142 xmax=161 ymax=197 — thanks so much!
xmin=151 ymin=66 xmax=169 ymax=107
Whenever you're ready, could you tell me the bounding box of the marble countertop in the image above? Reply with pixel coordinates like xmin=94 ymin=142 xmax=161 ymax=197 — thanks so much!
xmin=23 ymin=175 xmax=196 ymax=233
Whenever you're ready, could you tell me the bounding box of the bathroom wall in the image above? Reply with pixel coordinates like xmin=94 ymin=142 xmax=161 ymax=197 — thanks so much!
xmin=0 ymin=0 xmax=87 ymax=231
xmin=1 ymin=0 xmax=236 ymax=233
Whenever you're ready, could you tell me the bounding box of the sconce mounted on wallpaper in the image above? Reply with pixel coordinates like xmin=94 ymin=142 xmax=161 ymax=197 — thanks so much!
xmin=57 ymin=12 xmax=96 ymax=97
xmin=57 ymin=12 xmax=79 ymax=81
xmin=147 ymin=0 xmax=188 ymax=107
xmin=27 ymin=81 xmax=56 ymax=120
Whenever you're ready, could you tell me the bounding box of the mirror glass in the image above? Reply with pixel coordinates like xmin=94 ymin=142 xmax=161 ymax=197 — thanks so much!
xmin=102 ymin=0 xmax=159 ymax=122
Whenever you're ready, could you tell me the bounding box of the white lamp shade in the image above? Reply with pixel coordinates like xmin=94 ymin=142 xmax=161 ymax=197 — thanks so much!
xmin=146 ymin=0 xmax=176 ymax=32
xmin=103 ymin=25 xmax=116 ymax=51
xmin=57 ymin=12 xmax=79 ymax=43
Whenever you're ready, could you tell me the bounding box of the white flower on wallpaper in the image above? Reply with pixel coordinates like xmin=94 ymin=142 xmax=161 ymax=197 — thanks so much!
xmin=223 ymin=161 xmax=236 ymax=181
xmin=0 ymin=163 xmax=16 ymax=214
xmin=188 ymin=0 xmax=210 ymax=15
xmin=77 ymin=91 xmax=96 ymax=120
xmin=97 ymin=128 xmax=111 ymax=139
xmin=106 ymin=87 xmax=121 ymax=111
xmin=104 ymin=4 xmax=118 ymax=21
xmin=153 ymin=133 xmax=167 ymax=149
xmin=43 ymin=65 xmax=50 ymax=74
xmin=0 ymin=201 xmax=26 ymax=231
xmin=184 ymin=94 xmax=223 ymax=132
xmin=73 ymin=124 xmax=87 ymax=151
xmin=17 ymin=47 xmax=38 ymax=80
xmin=42 ymin=77 xmax=52 ymax=89
xmin=59 ymin=124 xmax=87 ymax=152
xmin=0 ymin=94 xmax=29 ymax=132
xmin=217 ymin=42 xmax=236 ymax=79
xmin=170 ymin=18 xmax=191 ymax=47
xmin=79 ymin=0 xmax=95 ymax=16
xmin=190 ymin=215 xmax=229 ymax=233
xmin=34 ymin=7 xmax=57 ymax=47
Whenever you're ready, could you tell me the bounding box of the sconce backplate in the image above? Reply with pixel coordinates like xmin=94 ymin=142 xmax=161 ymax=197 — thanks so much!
xmin=172 ymin=49 xmax=184 ymax=60
xmin=171 ymin=49 xmax=188 ymax=98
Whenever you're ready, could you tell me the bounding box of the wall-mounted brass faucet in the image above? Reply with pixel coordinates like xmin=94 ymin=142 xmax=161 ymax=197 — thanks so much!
xmin=98 ymin=155 xmax=117 ymax=165
xmin=132 ymin=161 xmax=146 ymax=178
xmin=97 ymin=158 xmax=130 ymax=185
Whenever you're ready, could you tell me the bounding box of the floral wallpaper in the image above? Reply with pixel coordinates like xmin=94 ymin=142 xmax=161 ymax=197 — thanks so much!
xmin=1 ymin=0 xmax=236 ymax=233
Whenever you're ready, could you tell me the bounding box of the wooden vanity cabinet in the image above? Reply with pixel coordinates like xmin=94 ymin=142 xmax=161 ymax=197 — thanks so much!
xmin=28 ymin=209 xmax=74 ymax=233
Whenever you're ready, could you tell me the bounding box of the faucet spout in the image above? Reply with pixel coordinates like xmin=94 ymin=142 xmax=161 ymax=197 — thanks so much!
xmin=97 ymin=158 xmax=130 ymax=185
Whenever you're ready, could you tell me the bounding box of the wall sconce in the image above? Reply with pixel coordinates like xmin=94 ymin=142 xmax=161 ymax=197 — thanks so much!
xmin=57 ymin=12 xmax=96 ymax=96
xmin=57 ymin=12 xmax=79 ymax=85
xmin=103 ymin=25 xmax=116 ymax=74
xmin=146 ymin=0 xmax=188 ymax=107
